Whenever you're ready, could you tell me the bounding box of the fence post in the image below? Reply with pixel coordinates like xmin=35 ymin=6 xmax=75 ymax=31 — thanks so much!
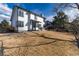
xmin=0 ymin=40 xmax=4 ymax=56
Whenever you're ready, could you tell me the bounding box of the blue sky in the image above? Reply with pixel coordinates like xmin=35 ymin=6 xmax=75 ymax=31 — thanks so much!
xmin=0 ymin=3 xmax=79 ymax=22
xmin=7 ymin=3 xmax=56 ymax=17
xmin=0 ymin=3 xmax=56 ymax=22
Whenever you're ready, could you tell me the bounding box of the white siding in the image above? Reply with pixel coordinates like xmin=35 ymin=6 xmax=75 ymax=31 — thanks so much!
xmin=30 ymin=13 xmax=35 ymax=20
xmin=11 ymin=7 xmax=45 ymax=32
xmin=36 ymin=16 xmax=44 ymax=28
xmin=18 ymin=9 xmax=28 ymax=32
xmin=36 ymin=16 xmax=43 ymax=22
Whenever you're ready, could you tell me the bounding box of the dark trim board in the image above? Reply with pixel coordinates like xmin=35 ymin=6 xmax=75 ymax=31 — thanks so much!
xmin=10 ymin=7 xmax=14 ymax=28
xmin=17 ymin=7 xmax=18 ymax=32
xmin=14 ymin=6 xmax=45 ymax=19
xmin=27 ymin=12 xmax=30 ymax=31
xmin=10 ymin=7 xmax=18 ymax=33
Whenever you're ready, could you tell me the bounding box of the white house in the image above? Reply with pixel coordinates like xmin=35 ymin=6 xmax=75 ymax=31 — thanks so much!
xmin=11 ymin=6 xmax=45 ymax=32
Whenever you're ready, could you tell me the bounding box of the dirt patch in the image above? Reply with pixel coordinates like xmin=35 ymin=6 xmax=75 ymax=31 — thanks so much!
xmin=0 ymin=30 xmax=79 ymax=56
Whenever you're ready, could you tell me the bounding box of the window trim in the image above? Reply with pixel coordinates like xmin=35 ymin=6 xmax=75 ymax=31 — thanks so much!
xmin=18 ymin=10 xmax=24 ymax=17
xmin=17 ymin=21 xmax=24 ymax=27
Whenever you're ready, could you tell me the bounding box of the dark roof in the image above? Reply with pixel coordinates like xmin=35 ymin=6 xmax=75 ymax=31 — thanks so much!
xmin=14 ymin=6 xmax=45 ymax=19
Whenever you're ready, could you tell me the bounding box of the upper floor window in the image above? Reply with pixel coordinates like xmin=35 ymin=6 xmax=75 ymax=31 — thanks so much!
xmin=26 ymin=12 xmax=28 ymax=15
xmin=18 ymin=10 xmax=24 ymax=17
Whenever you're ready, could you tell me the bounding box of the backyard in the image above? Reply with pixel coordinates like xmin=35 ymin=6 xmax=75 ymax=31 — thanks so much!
xmin=0 ymin=30 xmax=79 ymax=56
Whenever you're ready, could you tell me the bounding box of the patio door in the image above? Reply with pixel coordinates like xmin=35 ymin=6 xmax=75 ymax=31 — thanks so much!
xmin=30 ymin=20 xmax=36 ymax=31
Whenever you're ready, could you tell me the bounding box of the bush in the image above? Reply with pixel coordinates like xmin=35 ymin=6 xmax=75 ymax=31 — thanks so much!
xmin=0 ymin=20 xmax=15 ymax=33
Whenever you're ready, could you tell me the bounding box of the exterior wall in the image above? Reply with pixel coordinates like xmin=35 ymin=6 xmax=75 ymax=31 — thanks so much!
xmin=11 ymin=7 xmax=18 ymax=31
xmin=30 ymin=13 xmax=35 ymax=20
xmin=36 ymin=16 xmax=44 ymax=29
xmin=29 ymin=13 xmax=45 ymax=31
xmin=18 ymin=9 xmax=29 ymax=32
xmin=29 ymin=13 xmax=36 ymax=30
xmin=11 ymin=6 xmax=45 ymax=32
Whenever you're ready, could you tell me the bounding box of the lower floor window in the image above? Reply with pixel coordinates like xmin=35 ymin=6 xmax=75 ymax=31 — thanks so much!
xmin=36 ymin=23 xmax=41 ymax=28
xmin=17 ymin=21 xmax=24 ymax=27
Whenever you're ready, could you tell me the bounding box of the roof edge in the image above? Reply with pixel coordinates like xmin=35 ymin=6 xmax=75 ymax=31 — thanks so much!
xmin=14 ymin=5 xmax=45 ymax=19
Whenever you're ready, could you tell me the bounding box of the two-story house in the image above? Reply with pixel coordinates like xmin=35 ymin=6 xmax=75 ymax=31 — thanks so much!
xmin=11 ymin=6 xmax=45 ymax=32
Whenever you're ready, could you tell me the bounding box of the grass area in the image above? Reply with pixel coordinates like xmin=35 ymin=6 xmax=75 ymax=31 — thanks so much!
xmin=0 ymin=30 xmax=79 ymax=56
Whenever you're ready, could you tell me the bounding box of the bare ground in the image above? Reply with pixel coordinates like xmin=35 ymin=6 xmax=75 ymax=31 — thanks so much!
xmin=0 ymin=30 xmax=79 ymax=56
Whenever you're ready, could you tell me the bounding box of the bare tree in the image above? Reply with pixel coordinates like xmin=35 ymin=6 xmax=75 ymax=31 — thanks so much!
xmin=54 ymin=3 xmax=79 ymax=12
xmin=54 ymin=3 xmax=79 ymax=48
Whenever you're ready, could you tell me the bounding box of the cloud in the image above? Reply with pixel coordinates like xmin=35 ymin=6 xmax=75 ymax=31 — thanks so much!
xmin=0 ymin=3 xmax=12 ymax=21
xmin=0 ymin=14 xmax=10 ymax=23
xmin=46 ymin=8 xmax=79 ymax=22
xmin=64 ymin=7 xmax=79 ymax=22
xmin=46 ymin=15 xmax=54 ymax=22
xmin=0 ymin=14 xmax=10 ymax=19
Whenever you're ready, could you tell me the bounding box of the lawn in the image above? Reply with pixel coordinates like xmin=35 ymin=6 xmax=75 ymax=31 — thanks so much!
xmin=0 ymin=30 xmax=79 ymax=56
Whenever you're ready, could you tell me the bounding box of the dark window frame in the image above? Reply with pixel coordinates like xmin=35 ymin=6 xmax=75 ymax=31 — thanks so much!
xmin=17 ymin=21 xmax=24 ymax=27
xmin=18 ymin=10 xmax=24 ymax=17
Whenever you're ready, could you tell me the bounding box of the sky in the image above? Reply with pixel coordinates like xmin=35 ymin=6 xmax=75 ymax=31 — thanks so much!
xmin=0 ymin=3 xmax=79 ymax=22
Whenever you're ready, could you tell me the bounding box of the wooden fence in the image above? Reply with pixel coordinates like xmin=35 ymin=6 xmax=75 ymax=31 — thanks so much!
xmin=0 ymin=40 xmax=3 ymax=56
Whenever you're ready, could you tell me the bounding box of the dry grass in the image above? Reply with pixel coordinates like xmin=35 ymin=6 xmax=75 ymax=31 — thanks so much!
xmin=0 ymin=30 xmax=79 ymax=56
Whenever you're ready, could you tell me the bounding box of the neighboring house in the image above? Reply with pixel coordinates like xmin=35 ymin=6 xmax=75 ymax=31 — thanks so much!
xmin=11 ymin=6 xmax=45 ymax=32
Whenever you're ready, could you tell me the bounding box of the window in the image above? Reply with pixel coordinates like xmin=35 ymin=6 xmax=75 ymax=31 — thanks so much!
xmin=18 ymin=21 xmax=24 ymax=27
xmin=18 ymin=10 xmax=24 ymax=17
xmin=36 ymin=23 xmax=41 ymax=28
xmin=26 ymin=12 xmax=28 ymax=15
